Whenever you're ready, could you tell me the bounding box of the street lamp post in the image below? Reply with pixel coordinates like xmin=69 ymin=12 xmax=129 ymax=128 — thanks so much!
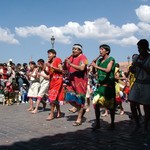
xmin=50 ymin=36 xmax=55 ymax=49
xmin=127 ymin=56 xmax=130 ymax=66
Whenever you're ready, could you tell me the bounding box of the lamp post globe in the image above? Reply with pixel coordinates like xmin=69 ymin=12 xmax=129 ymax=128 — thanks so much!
xmin=51 ymin=36 xmax=55 ymax=49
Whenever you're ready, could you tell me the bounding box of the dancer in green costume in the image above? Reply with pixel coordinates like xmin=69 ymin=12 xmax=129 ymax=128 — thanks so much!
xmin=91 ymin=44 xmax=116 ymax=130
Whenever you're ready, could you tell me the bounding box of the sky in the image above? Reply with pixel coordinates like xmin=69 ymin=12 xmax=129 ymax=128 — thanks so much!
xmin=0 ymin=0 xmax=150 ymax=65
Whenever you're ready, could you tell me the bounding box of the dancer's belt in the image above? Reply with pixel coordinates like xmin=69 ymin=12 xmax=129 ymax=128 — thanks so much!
xmin=97 ymin=84 xmax=113 ymax=88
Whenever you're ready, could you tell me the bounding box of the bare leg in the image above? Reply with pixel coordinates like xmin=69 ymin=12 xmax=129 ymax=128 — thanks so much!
xmin=72 ymin=106 xmax=85 ymax=126
xmin=119 ymin=102 xmax=124 ymax=115
xmin=56 ymin=104 xmax=61 ymax=118
xmin=3 ymin=99 xmax=6 ymax=105
xmin=69 ymin=102 xmax=86 ymax=126
xmin=32 ymin=99 xmax=41 ymax=114
xmin=76 ymin=106 xmax=84 ymax=123
xmin=137 ymin=104 xmax=142 ymax=117
xmin=86 ymin=97 xmax=90 ymax=112
xmin=6 ymin=99 xmax=9 ymax=106
xmin=27 ymin=98 xmax=34 ymax=111
xmin=130 ymin=101 xmax=141 ymax=129
xmin=41 ymin=99 xmax=46 ymax=110
xmin=109 ymin=108 xmax=115 ymax=129
xmin=46 ymin=103 xmax=55 ymax=120
xmin=93 ymin=104 xmax=100 ymax=129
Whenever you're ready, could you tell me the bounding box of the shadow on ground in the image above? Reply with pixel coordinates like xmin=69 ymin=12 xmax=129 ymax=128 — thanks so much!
xmin=0 ymin=119 xmax=150 ymax=150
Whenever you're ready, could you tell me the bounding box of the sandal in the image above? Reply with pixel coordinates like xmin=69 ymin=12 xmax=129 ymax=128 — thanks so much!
xmin=72 ymin=121 xmax=82 ymax=126
xmin=46 ymin=116 xmax=55 ymax=121
xmin=27 ymin=108 xmax=34 ymax=111
xmin=68 ymin=108 xmax=77 ymax=113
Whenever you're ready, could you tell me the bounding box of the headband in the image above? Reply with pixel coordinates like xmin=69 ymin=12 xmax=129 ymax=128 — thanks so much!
xmin=72 ymin=45 xmax=82 ymax=51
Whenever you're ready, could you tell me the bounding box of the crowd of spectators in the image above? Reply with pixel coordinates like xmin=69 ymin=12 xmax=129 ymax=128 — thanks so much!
xmin=0 ymin=58 xmax=130 ymax=108
xmin=0 ymin=59 xmax=30 ymax=105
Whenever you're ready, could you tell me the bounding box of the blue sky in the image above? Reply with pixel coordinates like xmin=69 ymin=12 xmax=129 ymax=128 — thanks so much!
xmin=0 ymin=0 xmax=150 ymax=65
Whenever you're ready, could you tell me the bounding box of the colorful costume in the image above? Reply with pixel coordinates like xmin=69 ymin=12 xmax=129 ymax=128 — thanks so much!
xmin=48 ymin=57 xmax=64 ymax=105
xmin=92 ymin=57 xmax=116 ymax=109
xmin=65 ymin=54 xmax=88 ymax=106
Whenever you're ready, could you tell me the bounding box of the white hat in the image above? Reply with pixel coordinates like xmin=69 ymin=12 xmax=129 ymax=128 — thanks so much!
xmin=9 ymin=59 xmax=12 ymax=62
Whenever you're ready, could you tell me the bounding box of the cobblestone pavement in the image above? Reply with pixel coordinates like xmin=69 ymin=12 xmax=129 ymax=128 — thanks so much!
xmin=0 ymin=102 xmax=150 ymax=150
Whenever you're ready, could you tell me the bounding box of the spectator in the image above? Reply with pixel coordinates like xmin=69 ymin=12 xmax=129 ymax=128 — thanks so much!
xmin=128 ymin=39 xmax=150 ymax=133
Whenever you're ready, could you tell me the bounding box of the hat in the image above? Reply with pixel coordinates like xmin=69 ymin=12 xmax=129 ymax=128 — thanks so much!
xmin=72 ymin=44 xmax=83 ymax=52
xmin=9 ymin=59 xmax=12 ymax=62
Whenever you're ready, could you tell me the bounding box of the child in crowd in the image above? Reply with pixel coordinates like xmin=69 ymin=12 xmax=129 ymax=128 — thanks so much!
xmin=20 ymin=83 xmax=28 ymax=103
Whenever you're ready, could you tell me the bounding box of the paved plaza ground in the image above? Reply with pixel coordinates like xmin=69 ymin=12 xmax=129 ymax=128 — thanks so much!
xmin=0 ymin=101 xmax=150 ymax=150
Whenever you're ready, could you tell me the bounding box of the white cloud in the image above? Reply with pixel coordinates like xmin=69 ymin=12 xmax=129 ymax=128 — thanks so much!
xmin=138 ymin=22 xmax=150 ymax=32
xmin=135 ymin=5 xmax=150 ymax=23
xmin=0 ymin=28 xmax=19 ymax=44
xmin=122 ymin=23 xmax=139 ymax=33
xmin=15 ymin=25 xmax=72 ymax=44
xmin=15 ymin=18 xmax=140 ymax=46
xmin=99 ymin=36 xmax=138 ymax=46
xmin=1 ymin=5 xmax=150 ymax=47
xmin=120 ymin=36 xmax=139 ymax=46
xmin=137 ymin=22 xmax=150 ymax=37
xmin=15 ymin=5 xmax=150 ymax=47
